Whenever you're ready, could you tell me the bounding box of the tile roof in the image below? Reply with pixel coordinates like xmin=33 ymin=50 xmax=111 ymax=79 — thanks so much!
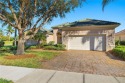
xmin=52 ymin=19 xmax=120 ymax=29
xmin=115 ymin=29 xmax=125 ymax=35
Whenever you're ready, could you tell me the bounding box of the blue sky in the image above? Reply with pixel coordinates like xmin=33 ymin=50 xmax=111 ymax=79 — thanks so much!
xmin=45 ymin=0 xmax=125 ymax=32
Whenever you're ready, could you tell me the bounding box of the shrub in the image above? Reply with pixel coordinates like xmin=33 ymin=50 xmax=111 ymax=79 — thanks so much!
xmin=44 ymin=46 xmax=57 ymax=50
xmin=0 ymin=78 xmax=13 ymax=83
xmin=113 ymin=46 xmax=125 ymax=60
xmin=29 ymin=46 xmax=37 ymax=49
xmin=48 ymin=41 xmax=55 ymax=46
xmin=115 ymin=40 xmax=125 ymax=46
xmin=55 ymin=44 xmax=65 ymax=48
xmin=44 ymin=44 xmax=66 ymax=50
xmin=0 ymin=40 xmax=4 ymax=47
xmin=10 ymin=46 xmax=17 ymax=50
xmin=40 ymin=42 xmax=47 ymax=48
xmin=55 ymin=44 xmax=66 ymax=50
xmin=115 ymin=40 xmax=120 ymax=46
xmin=0 ymin=46 xmax=10 ymax=52
xmin=120 ymin=41 xmax=125 ymax=45
xmin=0 ymin=46 xmax=17 ymax=51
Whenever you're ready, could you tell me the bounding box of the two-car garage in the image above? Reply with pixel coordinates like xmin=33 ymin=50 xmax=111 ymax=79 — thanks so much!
xmin=52 ymin=19 xmax=120 ymax=51
xmin=68 ymin=35 xmax=106 ymax=51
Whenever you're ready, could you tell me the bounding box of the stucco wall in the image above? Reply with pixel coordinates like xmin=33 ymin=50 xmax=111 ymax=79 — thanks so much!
xmin=53 ymin=29 xmax=58 ymax=44
xmin=53 ymin=28 xmax=115 ymax=51
xmin=46 ymin=34 xmax=54 ymax=43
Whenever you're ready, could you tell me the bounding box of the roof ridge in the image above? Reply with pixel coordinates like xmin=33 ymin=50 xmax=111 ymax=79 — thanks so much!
xmin=52 ymin=19 xmax=120 ymax=29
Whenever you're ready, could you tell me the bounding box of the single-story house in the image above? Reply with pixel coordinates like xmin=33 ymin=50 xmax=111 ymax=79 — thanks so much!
xmin=115 ymin=29 xmax=125 ymax=41
xmin=46 ymin=19 xmax=120 ymax=51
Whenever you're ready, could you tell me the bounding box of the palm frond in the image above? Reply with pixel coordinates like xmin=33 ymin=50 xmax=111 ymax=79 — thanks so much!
xmin=102 ymin=0 xmax=114 ymax=11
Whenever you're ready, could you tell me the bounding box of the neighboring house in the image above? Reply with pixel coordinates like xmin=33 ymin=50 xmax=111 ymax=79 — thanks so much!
xmin=46 ymin=19 xmax=120 ymax=51
xmin=115 ymin=29 xmax=125 ymax=41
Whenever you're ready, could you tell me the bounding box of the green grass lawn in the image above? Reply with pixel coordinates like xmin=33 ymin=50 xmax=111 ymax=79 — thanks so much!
xmin=0 ymin=78 xmax=13 ymax=83
xmin=0 ymin=50 xmax=61 ymax=68
xmin=4 ymin=41 xmax=13 ymax=46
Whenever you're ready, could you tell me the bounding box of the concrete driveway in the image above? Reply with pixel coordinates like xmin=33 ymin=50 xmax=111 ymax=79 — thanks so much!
xmin=42 ymin=50 xmax=125 ymax=77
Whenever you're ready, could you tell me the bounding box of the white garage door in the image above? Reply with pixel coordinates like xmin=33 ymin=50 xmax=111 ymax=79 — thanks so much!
xmin=68 ymin=35 xmax=106 ymax=51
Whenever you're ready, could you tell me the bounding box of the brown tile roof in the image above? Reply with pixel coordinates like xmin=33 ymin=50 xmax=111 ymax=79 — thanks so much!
xmin=52 ymin=19 xmax=120 ymax=29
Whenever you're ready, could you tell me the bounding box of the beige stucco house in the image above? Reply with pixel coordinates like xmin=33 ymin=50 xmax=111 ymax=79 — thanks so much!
xmin=115 ymin=29 xmax=125 ymax=41
xmin=46 ymin=19 xmax=120 ymax=51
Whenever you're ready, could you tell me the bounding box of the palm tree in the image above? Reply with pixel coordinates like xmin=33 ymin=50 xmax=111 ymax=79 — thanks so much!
xmin=5 ymin=25 xmax=14 ymax=41
xmin=2 ymin=22 xmax=17 ymax=46
xmin=102 ymin=0 xmax=114 ymax=10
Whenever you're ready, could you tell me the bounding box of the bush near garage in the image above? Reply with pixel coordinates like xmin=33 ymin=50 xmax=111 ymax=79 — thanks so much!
xmin=112 ymin=46 xmax=125 ymax=60
xmin=115 ymin=40 xmax=125 ymax=46
xmin=43 ymin=41 xmax=66 ymax=51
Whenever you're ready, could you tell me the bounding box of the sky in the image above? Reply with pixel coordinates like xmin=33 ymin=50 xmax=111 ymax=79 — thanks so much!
xmin=44 ymin=0 xmax=125 ymax=32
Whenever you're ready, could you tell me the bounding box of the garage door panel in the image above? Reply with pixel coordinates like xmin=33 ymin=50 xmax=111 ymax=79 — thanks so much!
xmin=68 ymin=35 xmax=106 ymax=51
xmin=94 ymin=36 xmax=106 ymax=51
xmin=69 ymin=36 xmax=90 ymax=50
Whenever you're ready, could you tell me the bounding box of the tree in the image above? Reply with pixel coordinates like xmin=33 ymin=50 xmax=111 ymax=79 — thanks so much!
xmin=5 ymin=25 xmax=14 ymax=41
xmin=0 ymin=0 xmax=114 ymax=55
xmin=0 ymin=0 xmax=84 ymax=55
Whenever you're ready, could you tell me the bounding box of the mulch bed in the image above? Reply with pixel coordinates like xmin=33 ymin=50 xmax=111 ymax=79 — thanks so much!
xmin=4 ymin=54 xmax=36 ymax=60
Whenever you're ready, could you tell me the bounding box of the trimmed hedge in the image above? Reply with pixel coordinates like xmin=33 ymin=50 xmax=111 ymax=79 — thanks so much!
xmin=44 ymin=46 xmax=57 ymax=50
xmin=113 ymin=46 xmax=125 ymax=60
xmin=43 ymin=44 xmax=66 ymax=50
xmin=29 ymin=46 xmax=37 ymax=49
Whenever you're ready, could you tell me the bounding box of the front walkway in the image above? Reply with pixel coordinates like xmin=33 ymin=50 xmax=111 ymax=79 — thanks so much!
xmin=42 ymin=50 xmax=125 ymax=77
xmin=0 ymin=65 xmax=125 ymax=83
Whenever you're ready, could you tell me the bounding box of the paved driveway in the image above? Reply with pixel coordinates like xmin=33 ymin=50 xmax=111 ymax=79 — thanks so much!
xmin=42 ymin=50 xmax=125 ymax=77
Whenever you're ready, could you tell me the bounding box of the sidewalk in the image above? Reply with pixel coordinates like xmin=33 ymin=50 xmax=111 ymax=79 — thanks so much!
xmin=0 ymin=65 xmax=125 ymax=83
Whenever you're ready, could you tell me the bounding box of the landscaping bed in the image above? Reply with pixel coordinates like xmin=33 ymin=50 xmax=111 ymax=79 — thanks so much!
xmin=111 ymin=45 xmax=125 ymax=60
xmin=4 ymin=54 xmax=36 ymax=59
xmin=27 ymin=41 xmax=66 ymax=51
